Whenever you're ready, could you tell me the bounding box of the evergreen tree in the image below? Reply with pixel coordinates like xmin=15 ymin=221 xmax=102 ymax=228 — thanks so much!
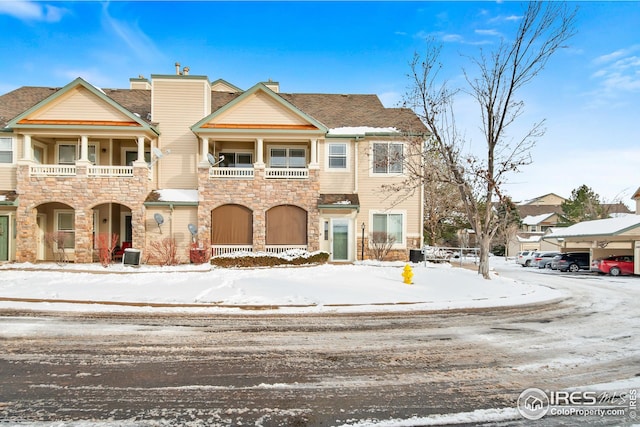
xmin=561 ymin=185 xmax=605 ymax=224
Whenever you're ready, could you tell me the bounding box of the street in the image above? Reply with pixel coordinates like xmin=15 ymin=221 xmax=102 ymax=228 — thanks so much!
xmin=1 ymin=264 xmax=639 ymax=426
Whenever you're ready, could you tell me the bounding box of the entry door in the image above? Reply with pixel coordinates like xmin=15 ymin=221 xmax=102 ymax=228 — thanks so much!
xmin=332 ymin=219 xmax=349 ymax=261
xmin=0 ymin=216 xmax=8 ymax=261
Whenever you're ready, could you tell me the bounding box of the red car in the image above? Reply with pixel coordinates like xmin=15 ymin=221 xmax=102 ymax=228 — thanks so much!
xmin=590 ymin=255 xmax=634 ymax=276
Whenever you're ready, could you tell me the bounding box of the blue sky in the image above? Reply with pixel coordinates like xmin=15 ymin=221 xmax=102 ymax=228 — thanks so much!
xmin=1 ymin=1 xmax=639 ymax=207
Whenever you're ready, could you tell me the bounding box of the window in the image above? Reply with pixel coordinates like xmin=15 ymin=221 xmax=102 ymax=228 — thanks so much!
xmin=328 ymin=143 xmax=347 ymax=169
xmin=269 ymin=148 xmax=306 ymax=168
xmin=372 ymin=213 xmax=404 ymax=245
xmin=0 ymin=137 xmax=13 ymax=164
xmin=125 ymin=151 xmax=151 ymax=166
xmin=56 ymin=211 xmax=75 ymax=250
xmin=373 ymin=142 xmax=403 ymax=174
xmin=220 ymin=152 xmax=253 ymax=168
xmin=58 ymin=143 xmax=97 ymax=164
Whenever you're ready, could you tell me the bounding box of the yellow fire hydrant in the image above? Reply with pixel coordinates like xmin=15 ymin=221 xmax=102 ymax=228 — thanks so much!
xmin=402 ymin=264 xmax=414 ymax=285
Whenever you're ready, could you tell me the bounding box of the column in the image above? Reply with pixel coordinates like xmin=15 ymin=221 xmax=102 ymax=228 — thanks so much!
xmin=21 ymin=134 xmax=32 ymax=162
xmin=79 ymin=135 xmax=89 ymax=162
xmin=309 ymin=138 xmax=319 ymax=168
xmin=200 ymin=137 xmax=210 ymax=166
xmin=255 ymin=138 xmax=264 ymax=167
xmin=137 ymin=136 xmax=145 ymax=163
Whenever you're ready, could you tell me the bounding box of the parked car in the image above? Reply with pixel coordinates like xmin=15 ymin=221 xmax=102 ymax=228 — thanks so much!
xmin=535 ymin=251 xmax=561 ymax=269
xmin=591 ymin=255 xmax=634 ymax=276
xmin=516 ymin=250 xmax=537 ymax=267
xmin=551 ymin=252 xmax=590 ymax=272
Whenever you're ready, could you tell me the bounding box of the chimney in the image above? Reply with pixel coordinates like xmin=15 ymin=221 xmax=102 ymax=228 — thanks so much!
xmin=263 ymin=78 xmax=280 ymax=93
xmin=175 ymin=62 xmax=181 ymax=75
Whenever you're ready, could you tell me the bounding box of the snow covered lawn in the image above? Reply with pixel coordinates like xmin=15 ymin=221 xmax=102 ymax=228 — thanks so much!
xmin=0 ymin=259 xmax=562 ymax=314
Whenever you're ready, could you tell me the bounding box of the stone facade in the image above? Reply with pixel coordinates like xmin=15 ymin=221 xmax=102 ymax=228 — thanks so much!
xmin=197 ymin=165 xmax=320 ymax=251
xmin=15 ymin=163 xmax=151 ymax=263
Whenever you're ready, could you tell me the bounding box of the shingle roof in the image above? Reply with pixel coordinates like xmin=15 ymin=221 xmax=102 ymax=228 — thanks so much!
xmin=2 ymin=84 xmax=427 ymax=134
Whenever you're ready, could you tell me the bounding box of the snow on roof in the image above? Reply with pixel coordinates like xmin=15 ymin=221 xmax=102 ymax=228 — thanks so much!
xmin=522 ymin=213 xmax=555 ymax=225
xmin=0 ymin=195 xmax=5 ymax=202
xmin=327 ymin=126 xmax=400 ymax=136
xmin=517 ymin=235 xmax=542 ymax=243
xmin=546 ymin=214 xmax=640 ymax=238
xmin=156 ymin=189 xmax=199 ymax=203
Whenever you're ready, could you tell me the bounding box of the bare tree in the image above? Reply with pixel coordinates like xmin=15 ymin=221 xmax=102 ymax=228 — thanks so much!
xmin=406 ymin=2 xmax=576 ymax=278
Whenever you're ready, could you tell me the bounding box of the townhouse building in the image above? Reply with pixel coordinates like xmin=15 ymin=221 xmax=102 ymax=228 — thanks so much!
xmin=0 ymin=66 xmax=427 ymax=264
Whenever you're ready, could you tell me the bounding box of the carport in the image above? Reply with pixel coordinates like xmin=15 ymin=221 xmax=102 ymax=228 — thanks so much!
xmin=544 ymin=215 xmax=640 ymax=274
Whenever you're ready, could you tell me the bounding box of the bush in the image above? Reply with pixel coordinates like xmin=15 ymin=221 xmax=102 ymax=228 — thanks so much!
xmin=147 ymin=237 xmax=179 ymax=266
xmin=211 ymin=250 xmax=329 ymax=268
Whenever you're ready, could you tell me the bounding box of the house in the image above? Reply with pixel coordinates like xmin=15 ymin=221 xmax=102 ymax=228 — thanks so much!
xmin=507 ymin=192 xmax=633 ymax=256
xmin=0 ymin=66 xmax=428 ymax=264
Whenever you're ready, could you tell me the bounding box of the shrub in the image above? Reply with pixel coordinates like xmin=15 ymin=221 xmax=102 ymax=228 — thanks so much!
xmin=96 ymin=233 xmax=119 ymax=267
xmin=147 ymin=237 xmax=179 ymax=266
xmin=211 ymin=250 xmax=329 ymax=268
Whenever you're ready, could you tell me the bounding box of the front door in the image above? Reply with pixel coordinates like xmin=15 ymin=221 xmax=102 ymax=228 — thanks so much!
xmin=0 ymin=216 xmax=8 ymax=261
xmin=332 ymin=219 xmax=349 ymax=261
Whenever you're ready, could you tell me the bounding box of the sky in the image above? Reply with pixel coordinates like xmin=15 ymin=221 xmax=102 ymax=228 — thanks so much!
xmin=0 ymin=1 xmax=639 ymax=207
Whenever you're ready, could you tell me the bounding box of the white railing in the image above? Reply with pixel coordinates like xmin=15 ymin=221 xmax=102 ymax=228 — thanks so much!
xmin=265 ymin=168 xmax=309 ymax=179
xmin=88 ymin=165 xmax=134 ymax=177
xmin=30 ymin=165 xmax=76 ymax=177
xmin=211 ymin=245 xmax=254 ymax=257
xmin=265 ymin=245 xmax=308 ymax=254
xmin=209 ymin=167 xmax=255 ymax=179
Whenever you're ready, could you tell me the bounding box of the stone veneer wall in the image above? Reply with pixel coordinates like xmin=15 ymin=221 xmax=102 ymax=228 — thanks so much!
xmin=15 ymin=164 xmax=151 ymax=263
xmin=197 ymin=165 xmax=320 ymax=252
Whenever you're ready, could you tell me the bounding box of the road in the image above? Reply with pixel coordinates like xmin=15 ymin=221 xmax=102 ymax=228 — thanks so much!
xmin=1 ymin=264 xmax=639 ymax=426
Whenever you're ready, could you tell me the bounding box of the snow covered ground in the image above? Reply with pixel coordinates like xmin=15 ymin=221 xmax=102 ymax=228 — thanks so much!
xmin=0 ymin=257 xmax=562 ymax=314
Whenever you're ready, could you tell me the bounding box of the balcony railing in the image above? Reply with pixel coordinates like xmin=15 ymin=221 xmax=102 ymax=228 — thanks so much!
xmin=29 ymin=164 xmax=136 ymax=178
xmin=211 ymin=245 xmax=254 ymax=257
xmin=88 ymin=166 xmax=134 ymax=177
xmin=209 ymin=167 xmax=254 ymax=179
xmin=265 ymin=168 xmax=309 ymax=179
xmin=265 ymin=245 xmax=308 ymax=254
xmin=30 ymin=165 xmax=76 ymax=177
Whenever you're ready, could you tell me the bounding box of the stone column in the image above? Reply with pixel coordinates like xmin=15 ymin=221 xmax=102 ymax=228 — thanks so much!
xmin=15 ymin=204 xmax=37 ymax=262
xmin=74 ymin=208 xmax=93 ymax=263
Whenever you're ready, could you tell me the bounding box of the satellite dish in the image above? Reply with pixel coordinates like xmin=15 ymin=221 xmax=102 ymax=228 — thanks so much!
xmin=188 ymin=223 xmax=198 ymax=235
xmin=154 ymin=213 xmax=164 ymax=234
xmin=152 ymin=147 xmax=164 ymax=159
xmin=207 ymin=153 xmax=225 ymax=166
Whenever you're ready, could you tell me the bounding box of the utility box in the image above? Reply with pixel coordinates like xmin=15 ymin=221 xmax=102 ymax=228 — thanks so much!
xmin=123 ymin=248 xmax=141 ymax=267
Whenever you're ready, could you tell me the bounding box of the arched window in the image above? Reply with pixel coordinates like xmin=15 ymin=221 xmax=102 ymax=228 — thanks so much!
xmin=211 ymin=204 xmax=253 ymax=244
xmin=266 ymin=205 xmax=307 ymax=245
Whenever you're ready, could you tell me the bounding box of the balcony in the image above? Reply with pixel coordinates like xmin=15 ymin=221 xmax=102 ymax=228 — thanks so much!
xmin=29 ymin=164 xmax=137 ymax=178
xmin=208 ymin=167 xmax=309 ymax=180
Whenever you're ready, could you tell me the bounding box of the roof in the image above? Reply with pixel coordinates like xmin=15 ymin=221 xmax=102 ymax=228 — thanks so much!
xmin=545 ymin=214 xmax=640 ymax=239
xmin=144 ymin=189 xmax=199 ymax=205
xmin=522 ymin=213 xmax=556 ymax=225
xmin=318 ymin=194 xmax=360 ymax=210
xmin=1 ymin=82 xmax=427 ymax=135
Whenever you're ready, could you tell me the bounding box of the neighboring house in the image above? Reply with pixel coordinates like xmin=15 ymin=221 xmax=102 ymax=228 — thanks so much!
xmin=0 ymin=66 xmax=428 ymax=264
xmin=506 ymin=192 xmax=633 ymax=256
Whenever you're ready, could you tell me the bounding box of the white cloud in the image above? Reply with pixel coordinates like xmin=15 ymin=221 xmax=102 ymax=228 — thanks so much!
xmin=475 ymin=29 xmax=502 ymax=37
xmin=0 ymin=0 xmax=66 ymax=22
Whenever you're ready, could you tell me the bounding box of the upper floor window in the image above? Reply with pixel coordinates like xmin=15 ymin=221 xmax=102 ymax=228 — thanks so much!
xmin=58 ymin=143 xmax=97 ymax=165
xmin=0 ymin=137 xmax=13 ymax=164
xmin=220 ymin=152 xmax=253 ymax=168
xmin=270 ymin=148 xmax=306 ymax=168
xmin=328 ymin=143 xmax=347 ymax=169
xmin=373 ymin=142 xmax=403 ymax=174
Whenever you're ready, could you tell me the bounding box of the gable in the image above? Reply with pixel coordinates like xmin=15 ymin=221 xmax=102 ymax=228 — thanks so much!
xmin=193 ymin=84 xmax=327 ymax=133
xmin=21 ymin=85 xmax=135 ymax=125
xmin=212 ymin=90 xmax=314 ymax=128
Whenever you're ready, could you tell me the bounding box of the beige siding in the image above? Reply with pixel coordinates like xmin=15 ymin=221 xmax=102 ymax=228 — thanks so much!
xmin=215 ymin=91 xmax=308 ymax=125
xmin=318 ymin=140 xmax=356 ymax=194
xmin=355 ymin=139 xmax=422 ymax=248
xmin=145 ymin=206 xmax=198 ymax=263
xmin=33 ymin=87 xmax=131 ymax=122
xmin=0 ymin=167 xmax=17 ymax=190
xmin=212 ymin=81 xmax=239 ymax=92
xmin=153 ymin=78 xmax=210 ymax=189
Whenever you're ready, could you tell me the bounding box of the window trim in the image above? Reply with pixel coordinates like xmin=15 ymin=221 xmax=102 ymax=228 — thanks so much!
xmin=369 ymin=210 xmax=407 ymax=249
xmin=0 ymin=136 xmax=15 ymax=165
xmin=370 ymin=141 xmax=404 ymax=176
xmin=54 ymin=209 xmax=75 ymax=252
xmin=325 ymin=142 xmax=349 ymax=171
xmin=56 ymin=141 xmax=99 ymax=165
xmin=268 ymin=146 xmax=308 ymax=169
xmin=218 ymin=151 xmax=254 ymax=168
